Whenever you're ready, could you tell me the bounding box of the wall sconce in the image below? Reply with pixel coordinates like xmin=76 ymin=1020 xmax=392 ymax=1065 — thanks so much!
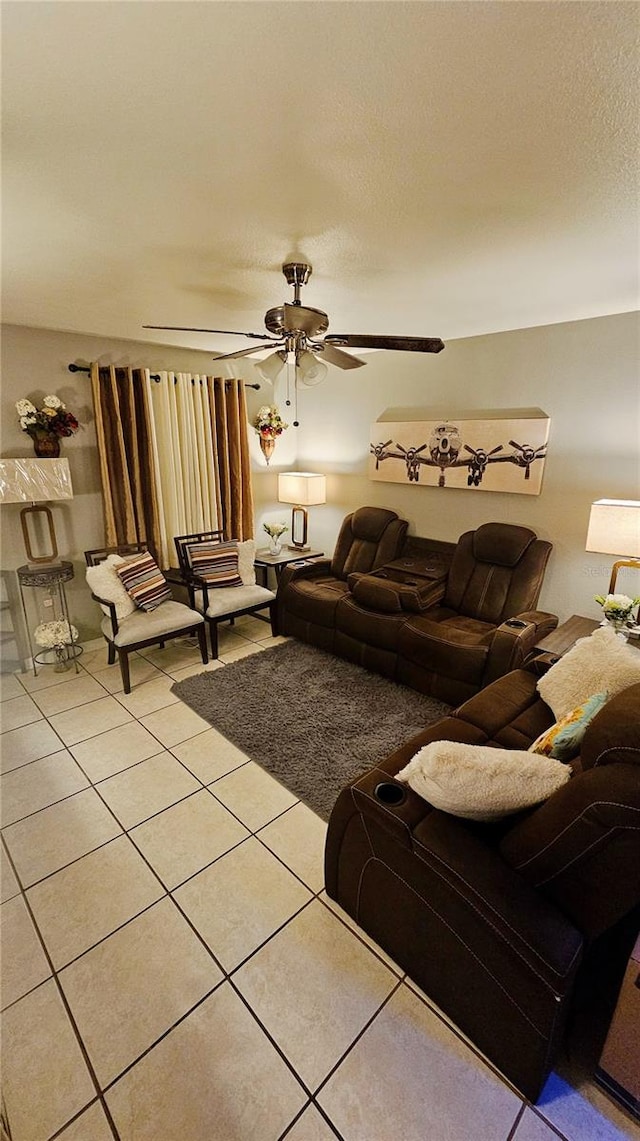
xmin=278 ymin=472 xmax=326 ymax=550
xmin=0 ymin=458 xmax=74 ymax=564
xmin=585 ymin=499 xmax=640 ymax=593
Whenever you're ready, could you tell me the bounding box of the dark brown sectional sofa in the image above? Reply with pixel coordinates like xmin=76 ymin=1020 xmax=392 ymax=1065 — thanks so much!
xmin=277 ymin=506 xmax=559 ymax=703
xmin=324 ymin=665 xmax=640 ymax=1102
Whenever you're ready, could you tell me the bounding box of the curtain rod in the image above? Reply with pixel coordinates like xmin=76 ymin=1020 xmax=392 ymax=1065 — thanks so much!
xmin=68 ymin=364 xmax=260 ymax=389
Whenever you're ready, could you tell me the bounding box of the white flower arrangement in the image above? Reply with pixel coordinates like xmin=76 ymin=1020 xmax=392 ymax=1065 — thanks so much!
xmin=594 ymin=593 xmax=640 ymax=631
xmin=15 ymin=396 xmax=79 ymax=438
xmin=34 ymin=620 xmax=79 ymax=649
xmin=263 ymin=521 xmax=288 ymax=539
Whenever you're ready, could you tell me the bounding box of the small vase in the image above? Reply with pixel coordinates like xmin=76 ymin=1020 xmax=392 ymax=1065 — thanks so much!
xmin=259 ymin=434 xmax=276 ymax=465
xmin=269 ymin=536 xmax=282 ymax=556
xmin=33 ymin=433 xmax=61 ymax=458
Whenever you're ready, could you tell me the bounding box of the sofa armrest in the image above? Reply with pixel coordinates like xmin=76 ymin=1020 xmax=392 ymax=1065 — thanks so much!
xmin=412 ymin=809 xmax=583 ymax=983
xmin=483 ymin=611 xmax=558 ymax=687
xmin=277 ymin=558 xmax=333 ymax=593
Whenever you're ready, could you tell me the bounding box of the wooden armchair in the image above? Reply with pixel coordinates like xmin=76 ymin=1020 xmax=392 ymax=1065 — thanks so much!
xmin=85 ymin=542 xmax=208 ymax=693
xmin=174 ymin=531 xmax=277 ymax=657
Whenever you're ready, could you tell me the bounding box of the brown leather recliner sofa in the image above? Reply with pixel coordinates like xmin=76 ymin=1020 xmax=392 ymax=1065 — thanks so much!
xmin=324 ymin=667 xmax=640 ymax=1102
xmin=278 ymin=507 xmax=558 ymax=703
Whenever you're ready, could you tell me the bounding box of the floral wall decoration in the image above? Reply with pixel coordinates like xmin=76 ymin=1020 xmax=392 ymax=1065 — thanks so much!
xmin=254 ymin=405 xmax=288 ymax=464
xmin=369 ymin=410 xmax=550 ymax=495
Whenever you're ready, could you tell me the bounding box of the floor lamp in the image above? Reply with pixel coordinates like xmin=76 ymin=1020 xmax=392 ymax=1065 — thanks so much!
xmin=278 ymin=472 xmax=326 ymax=551
xmin=0 ymin=458 xmax=74 ymax=564
xmin=585 ymin=498 xmax=640 ymax=596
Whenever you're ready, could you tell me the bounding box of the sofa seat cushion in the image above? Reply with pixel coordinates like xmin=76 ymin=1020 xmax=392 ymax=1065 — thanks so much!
xmin=101 ymin=600 xmax=204 ymax=647
xmin=283 ymin=576 xmax=350 ymax=628
xmin=194 ymin=583 xmax=275 ymax=618
xmin=335 ymin=594 xmax=408 ymax=652
xmin=399 ymin=611 xmax=496 ymax=684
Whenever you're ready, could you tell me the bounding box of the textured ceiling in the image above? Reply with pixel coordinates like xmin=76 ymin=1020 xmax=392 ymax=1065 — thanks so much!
xmin=2 ymin=1 xmax=639 ymax=355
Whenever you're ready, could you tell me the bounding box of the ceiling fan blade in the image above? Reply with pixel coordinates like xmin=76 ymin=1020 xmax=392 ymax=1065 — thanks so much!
xmin=211 ymin=343 xmax=282 ymax=361
xmin=143 ymin=325 xmax=272 ymax=340
xmin=318 ymin=342 xmax=366 ymax=370
xmin=282 ymin=303 xmax=329 ymax=338
xmin=326 ymin=334 xmax=445 ymax=354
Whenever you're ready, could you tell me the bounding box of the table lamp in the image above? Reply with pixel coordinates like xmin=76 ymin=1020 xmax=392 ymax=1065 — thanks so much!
xmin=278 ymin=472 xmax=326 ymax=550
xmin=0 ymin=458 xmax=74 ymax=565
xmin=585 ymin=499 xmax=640 ymax=593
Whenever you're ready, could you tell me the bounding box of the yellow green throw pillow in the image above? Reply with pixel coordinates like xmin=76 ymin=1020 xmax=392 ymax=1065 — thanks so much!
xmin=529 ymin=691 xmax=608 ymax=762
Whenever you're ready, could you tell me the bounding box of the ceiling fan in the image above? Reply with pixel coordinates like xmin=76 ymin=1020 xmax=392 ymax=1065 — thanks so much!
xmin=143 ymin=261 xmax=445 ymax=389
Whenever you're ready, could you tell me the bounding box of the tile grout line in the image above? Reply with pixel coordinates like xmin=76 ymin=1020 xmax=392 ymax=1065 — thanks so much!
xmin=0 ymin=839 xmax=122 ymax=1141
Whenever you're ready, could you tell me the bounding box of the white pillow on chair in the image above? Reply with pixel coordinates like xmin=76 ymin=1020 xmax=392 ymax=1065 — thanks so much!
xmin=86 ymin=554 xmax=136 ymax=620
xmin=237 ymin=539 xmax=257 ymax=586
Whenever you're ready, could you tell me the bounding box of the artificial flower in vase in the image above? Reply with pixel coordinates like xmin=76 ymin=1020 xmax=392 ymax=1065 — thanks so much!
xmin=16 ymin=396 xmax=79 ymax=457
xmin=263 ymin=521 xmax=288 ymax=556
xmin=254 ymin=405 xmax=288 ymax=465
xmin=594 ymin=593 xmax=640 ymax=636
xmin=34 ymin=619 xmax=79 ymax=671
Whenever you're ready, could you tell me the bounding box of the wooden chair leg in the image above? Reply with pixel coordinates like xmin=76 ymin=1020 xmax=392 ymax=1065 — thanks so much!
xmin=119 ymin=651 xmax=131 ymax=694
xmin=209 ymin=622 xmax=219 ymax=659
xmin=107 ymin=640 xmax=116 ymax=665
xmin=197 ymin=624 xmax=208 ymax=664
xmin=269 ymin=600 xmax=279 ymax=637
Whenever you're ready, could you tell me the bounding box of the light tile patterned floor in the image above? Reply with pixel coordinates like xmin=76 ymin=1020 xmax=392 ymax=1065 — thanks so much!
xmin=1 ymin=619 xmax=639 ymax=1141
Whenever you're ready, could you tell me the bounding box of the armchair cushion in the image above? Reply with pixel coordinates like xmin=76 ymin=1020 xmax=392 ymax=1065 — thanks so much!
xmin=537 ymin=625 xmax=640 ymax=718
xmin=85 ymin=554 xmax=136 ymax=620
xmin=186 ymin=539 xmax=243 ymax=588
xmin=193 ymin=582 xmax=275 ymax=618
xmin=115 ymin=551 xmax=172 ymax=612
xmin=398 ymin=740 xmax=571 ymax=822
xmin=100 ymin=599 xmax=204 ymax=647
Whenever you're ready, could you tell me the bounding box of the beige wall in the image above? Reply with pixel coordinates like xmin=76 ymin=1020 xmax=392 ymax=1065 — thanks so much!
xmin=253 ymin=311 xmax=640 ymax=624
xmin=2 ymin=312 xmax=639 ymax=658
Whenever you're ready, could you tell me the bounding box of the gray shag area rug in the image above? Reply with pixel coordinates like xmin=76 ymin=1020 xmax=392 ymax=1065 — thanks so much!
xmin=171 ymin=641 xmax=450 ymax=820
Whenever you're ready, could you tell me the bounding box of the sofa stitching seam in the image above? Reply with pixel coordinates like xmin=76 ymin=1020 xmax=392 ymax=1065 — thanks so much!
xmin=508 ymin=803 xmax=640 ymax=869
xmin=354 ymin=856 xmax=554 ymax=1038
xmin=411 ymin=835 xmax=575 ymax=981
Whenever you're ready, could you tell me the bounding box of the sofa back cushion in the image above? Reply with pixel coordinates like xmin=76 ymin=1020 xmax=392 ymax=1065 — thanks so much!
xmin=443 ymin=524 xmax=552 ymax=624
xmin=331 ymin=507 xmax=408 ymax=579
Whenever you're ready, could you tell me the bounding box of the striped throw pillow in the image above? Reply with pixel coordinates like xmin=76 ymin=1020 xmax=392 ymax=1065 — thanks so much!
xmin=116 ymin=552 xmax=172 ymax=611
xmin=186 ymin=540 xmax=243 ymax=588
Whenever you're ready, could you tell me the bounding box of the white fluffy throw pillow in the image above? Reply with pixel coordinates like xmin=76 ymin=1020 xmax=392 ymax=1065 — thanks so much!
xmin=237 ymin=539 xmax=257 ymax=586
xmin=86 ymin=554 xmax=136 ymax=620
xmin=537 ymin=625 xmax=640 ymax=719
xmin=397 ymin=741 xmax=571 ymax=822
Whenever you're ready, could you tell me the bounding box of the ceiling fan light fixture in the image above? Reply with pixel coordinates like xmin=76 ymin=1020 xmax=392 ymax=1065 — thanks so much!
xmin=255 ymin=350 xmax=286 ymax=383
xmin=297 ymin=350 xmax=328 ymax=386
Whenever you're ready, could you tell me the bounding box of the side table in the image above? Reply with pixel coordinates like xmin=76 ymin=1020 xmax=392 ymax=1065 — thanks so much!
xmin=254 ymin=549 xmax=324 ymax=588
xmin=533 ymin=615 xmax=600 ymax=661
xmin=17 ymin=561 xmax=82 ymax=676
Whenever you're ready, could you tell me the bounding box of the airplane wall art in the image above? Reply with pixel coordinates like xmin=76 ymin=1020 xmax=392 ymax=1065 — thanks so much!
xmin=369 ymin=411 xmax=550 ymax=495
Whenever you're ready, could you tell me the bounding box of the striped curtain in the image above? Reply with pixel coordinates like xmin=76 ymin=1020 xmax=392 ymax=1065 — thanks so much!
xmin=90 ymin=367 xmax=254 ymax=567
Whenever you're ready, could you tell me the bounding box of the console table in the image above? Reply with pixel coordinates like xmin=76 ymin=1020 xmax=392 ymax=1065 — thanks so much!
xmin=533 ymin=614 xmax=600 ymax=659
xmin=254 ymin=549 xmax=324 ymax=587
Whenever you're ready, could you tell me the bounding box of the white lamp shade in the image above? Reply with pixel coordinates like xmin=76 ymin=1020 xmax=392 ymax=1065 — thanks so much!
xmin=255 ymin=352 xmax=286 ymax=383
xmin=585 ymin=499 xmax=640 ymax=557
xmin=278 ymin=472 xmax=326 ymax=506
xmin=0 ymin=458 xmax=73 ymax=503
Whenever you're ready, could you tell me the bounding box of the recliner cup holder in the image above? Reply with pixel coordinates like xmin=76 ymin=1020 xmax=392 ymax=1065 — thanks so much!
xmin=374 ymin=782 xmax=407 ymax=807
